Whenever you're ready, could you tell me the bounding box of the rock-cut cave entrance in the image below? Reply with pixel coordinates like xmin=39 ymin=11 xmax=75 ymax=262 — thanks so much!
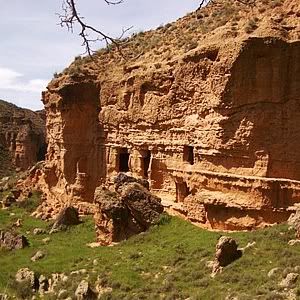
xmin=37 ymin=143 xmax=48 ymax=161
xmin=183 ymin=146 xmax=195 ymax=165
xmin=142 ymin=150 xmax=151 ymax=178
xmin=118 ymin=148 xmax=130 ymax=172
xmin=176 ymin=181 xmax=190 ymax=202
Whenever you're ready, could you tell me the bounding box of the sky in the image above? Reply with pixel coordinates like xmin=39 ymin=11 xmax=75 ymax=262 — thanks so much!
xmin=0 ymin=0 xmax=199 ymax=111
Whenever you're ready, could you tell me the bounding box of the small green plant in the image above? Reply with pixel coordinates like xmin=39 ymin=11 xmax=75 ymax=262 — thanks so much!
xmin=155 ymin=213 xmax=172 ymax=225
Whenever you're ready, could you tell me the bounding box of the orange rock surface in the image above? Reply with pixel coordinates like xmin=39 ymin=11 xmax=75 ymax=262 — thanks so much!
xmin=39 ymin=0 xmax=300 ymax=229
xmin=0 ymin=100 xmax=46 ymax=174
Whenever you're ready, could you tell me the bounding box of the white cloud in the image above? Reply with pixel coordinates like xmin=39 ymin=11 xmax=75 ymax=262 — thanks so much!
xmin=0 ymin=67 xmax=48 ymax=93
xmin=0 ymin=1 xmax=199 ymax=110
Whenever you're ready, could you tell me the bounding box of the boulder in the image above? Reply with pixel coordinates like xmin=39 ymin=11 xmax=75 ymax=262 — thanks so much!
xmin=15 ymin=268 xmax=38 ymax=289
xmin=13 ymin=218 xmax=22 ymax=228
xmin=1 ymin=193 xmax=16 ymax=208
xmin=268 ymin=267 xmax=280 ymax=278
xmin=279 ymin=273 xmax=299 ymax=288
xmin=50 ymin=206 xmax=80 ymax=233
xmin=94 ymin=174 xmax=164 ymax=245
xmin=114 ymin=172 xmax=149 ymax=192
xmin=10 ymin=188 xmax=21 ymax=199
xmin=120 ymin=182 xmax=164 ymax=229
xmin=0 ymin=230 xmax=29 ymax=250
xmin=212 ymin=236 xmax=242 ymax=276
xmin=38 ymin=274 xmax=49 ymax=294
xmin=94 ymin=187 xmax=141 ymax=245
xmin=288 ymin=210 xmax=300 ymax=227
xmin=47 ymin=273 xmax=69 ymax=293
xmin=94 ymin=187 xmax=128 ymax=220
xmin=288 ymin=210 xmax=300 ymax=238
xmin=0 ymin=177 xmax=9 ymax=186
xmin=31 ymin=250 xmax=46 ymax=262
xmin=75 ymin=280 xmax=96 ymax=300
xmin=42 ymin=237 xmax=51 ymax=244
xmin=288 ymin=239 xmax=300 ymax=246
xmin=33 ymin=228 xmax=47 ymax=235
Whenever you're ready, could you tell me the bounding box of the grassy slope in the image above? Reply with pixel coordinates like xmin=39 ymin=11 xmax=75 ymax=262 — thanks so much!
xmin=0 ymin=200 xmax=300 ymax=299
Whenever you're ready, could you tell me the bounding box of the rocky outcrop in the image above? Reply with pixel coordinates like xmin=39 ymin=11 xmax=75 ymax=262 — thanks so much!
xmin=0 ymin=100 xmax=46 ymax=176
xmin=0 ymin=231 xmax=29 ymax=250
xmin=75 ymin=280 xmax=97 ymax=300
xmin=212 ymin=236 xmax=242 ymax=275
xmin=15 ymin=268 xmax=38 ymax=288
xmin=50 ymin=206 xmax=81 ymax=233
xmin=94 ymin=173 xmax=163 ymax=245
xmin=38 ymin=0 xmax=300 ymax=231
xmin=288 ymin=210 xmax=300 ymax=238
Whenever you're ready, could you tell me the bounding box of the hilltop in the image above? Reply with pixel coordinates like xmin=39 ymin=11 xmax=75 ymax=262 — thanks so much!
xmin=52 ymin=0 xmax=299 ymax=82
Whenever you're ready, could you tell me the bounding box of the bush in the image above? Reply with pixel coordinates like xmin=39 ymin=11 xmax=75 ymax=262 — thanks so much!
xmin=155 ymin=213 xmax=172 ymax=226
xmin=8 ymin=280 xmax=34 ymax=299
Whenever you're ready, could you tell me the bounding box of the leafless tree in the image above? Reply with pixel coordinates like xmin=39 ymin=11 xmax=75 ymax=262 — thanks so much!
xmin=58 ymin=0 xmax=131 ymax=56
xmin=58 ymin=0 xmax=257 ymax=55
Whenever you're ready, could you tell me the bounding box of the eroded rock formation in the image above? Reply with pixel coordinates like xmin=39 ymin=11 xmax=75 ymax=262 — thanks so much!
xmin=0 ymin=100 xmax=46 ymax=175
xmin=212 ymin=236 xmax=242 ymax=276
xmin=39 ymin=0 xmax=300 ymax=231
xmin=0 ymin=231 xmax=29 ymax=250
xmin=94 ymin=173 xmax=163 ymax=245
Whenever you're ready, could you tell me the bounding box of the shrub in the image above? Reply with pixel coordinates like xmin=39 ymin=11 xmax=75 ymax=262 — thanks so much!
xmin=8 ymin=280 xmax=34 ymax=299
xmin=155 ymin=213 xmax=172 ymax=226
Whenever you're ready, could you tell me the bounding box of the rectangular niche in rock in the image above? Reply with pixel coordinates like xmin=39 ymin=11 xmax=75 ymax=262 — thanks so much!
xmin=176 ymin=181 xmax=190 ymax=202
xmin=183 ymin=145 xmax=195 ymax=165
xmin=118 ymin=148 xmax=130 ymax=172
xmin=142 ymin=150 xmax=151 ymax=178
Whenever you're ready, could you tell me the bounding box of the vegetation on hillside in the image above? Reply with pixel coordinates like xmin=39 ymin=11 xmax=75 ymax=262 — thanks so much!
xmin=0 ymin=193 xmax=300 ymax=299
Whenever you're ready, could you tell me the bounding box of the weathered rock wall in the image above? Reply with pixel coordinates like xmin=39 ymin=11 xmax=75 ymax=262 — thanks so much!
xmin=0 ymin=100 xmax=46 ymax=175
xmin=42 ymin=80 xmax=105 ymax=206
xmin=40 ymin=0 xmax=300 ymax=229
xmin=41 ymin=36 xmax=300 ymax=229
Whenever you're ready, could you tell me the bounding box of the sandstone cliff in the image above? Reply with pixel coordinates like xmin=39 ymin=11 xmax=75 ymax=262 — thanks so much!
xmin=0 ymin=100 xmax=46 ymax=176
xmin=40 ymin=0 xmax=300 ymax=229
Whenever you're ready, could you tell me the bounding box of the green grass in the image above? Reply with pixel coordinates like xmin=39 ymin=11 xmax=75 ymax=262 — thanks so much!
xmin=1 ymin=202 xmax=300 ymax=299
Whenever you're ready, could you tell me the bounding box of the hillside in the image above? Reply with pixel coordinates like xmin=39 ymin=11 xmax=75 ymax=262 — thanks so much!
xmin=1 ymin=0 xmax=300 ymax=298
xmin=56 ymin=0 xmax=300 ymax=79
xmin=0 ymin=99 xmax=46 ymax=177
xmin=40 ymin=0 xmax=300 ymax=230
xmin=1 ymin=198 xmax=300 ymax=299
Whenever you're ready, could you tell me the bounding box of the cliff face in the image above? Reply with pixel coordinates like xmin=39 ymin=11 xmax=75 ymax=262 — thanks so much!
xmin=41 ymin=0 xmax=300 ymax=229
xmin=0 ymin=100 xmax=46 ymax=176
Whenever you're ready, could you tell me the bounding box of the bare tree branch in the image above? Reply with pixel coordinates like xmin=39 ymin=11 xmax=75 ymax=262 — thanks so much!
xmin=58 ymin=0 xmax=257 ymax=56
xmin=58 ymin=0 xmax=131 ymax=56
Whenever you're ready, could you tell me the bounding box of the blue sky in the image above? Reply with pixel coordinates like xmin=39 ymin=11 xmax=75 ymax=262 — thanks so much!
xmin=0 ymin=0 xmax=198 ymax=110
